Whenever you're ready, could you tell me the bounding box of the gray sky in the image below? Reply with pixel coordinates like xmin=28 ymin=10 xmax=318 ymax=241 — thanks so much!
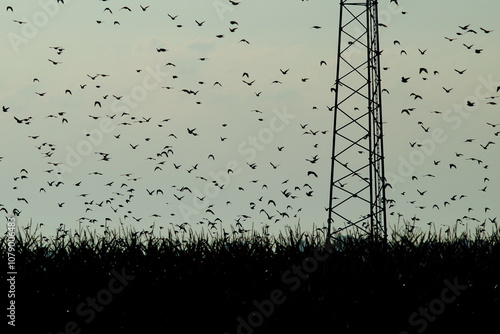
xmin=1 ymin=0 xmax=499 ymax=238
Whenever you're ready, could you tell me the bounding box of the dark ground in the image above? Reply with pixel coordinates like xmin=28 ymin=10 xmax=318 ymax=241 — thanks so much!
xmin=2 ymin=228 xmax=499 ymax=333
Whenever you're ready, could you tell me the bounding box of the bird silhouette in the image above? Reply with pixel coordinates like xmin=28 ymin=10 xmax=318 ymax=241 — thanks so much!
xmin=187 ymin=128 xmax=198 ymax=136
xmin=48 ymin=59 xmax=62 ymax=65
xmin=480 ymin=27 xmax=493 ymax=33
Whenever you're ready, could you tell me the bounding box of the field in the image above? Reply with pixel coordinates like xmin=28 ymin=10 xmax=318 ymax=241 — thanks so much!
xmin=2 ymin=223 xmax=500 ymax=333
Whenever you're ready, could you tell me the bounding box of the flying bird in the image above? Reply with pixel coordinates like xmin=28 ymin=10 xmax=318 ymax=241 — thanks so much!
xmin=187 ymin=128 xmax=198 ymax=136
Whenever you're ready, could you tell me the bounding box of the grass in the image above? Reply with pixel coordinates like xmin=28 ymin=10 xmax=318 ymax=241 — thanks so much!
xmin=1 ymin=221 xmax=500 ymax=333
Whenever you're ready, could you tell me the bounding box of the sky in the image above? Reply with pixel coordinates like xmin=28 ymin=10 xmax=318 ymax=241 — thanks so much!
xmin=0 ymin=0 xmax=499 ymax=239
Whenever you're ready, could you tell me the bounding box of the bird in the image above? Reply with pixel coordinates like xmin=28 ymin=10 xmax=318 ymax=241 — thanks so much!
xmin=420 ymin=124 xmax=430 ymax=132
xmin=187 ymin=128 xmax=198 ymax=136
xmin=307 ymin=171 xmax=318 ymax=178
xmin=48 ymin=59 xmax=62 ymax=65
xmin=480 ymin=27 xmax=493 ymax=34
xmin=480 ymin=141 xmax=495 ymax=150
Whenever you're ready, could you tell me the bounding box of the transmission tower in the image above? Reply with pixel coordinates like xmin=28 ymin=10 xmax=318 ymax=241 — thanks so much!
xmin=327 ymin=0 xmax=388 ymax=243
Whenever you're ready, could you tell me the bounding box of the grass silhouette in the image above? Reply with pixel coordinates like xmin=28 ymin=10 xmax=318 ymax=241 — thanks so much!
xmin=1 ymin=222 xmax=499 ymax=333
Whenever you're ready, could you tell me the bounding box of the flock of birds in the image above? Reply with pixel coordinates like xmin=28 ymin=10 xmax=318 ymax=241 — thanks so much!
xmin=1 ymin=1 xmax=499 ymax=238
xmin=383 ymin=16 xmax=499 ymax=234
xmin=2 ymin=0 xmax=335 ymax=238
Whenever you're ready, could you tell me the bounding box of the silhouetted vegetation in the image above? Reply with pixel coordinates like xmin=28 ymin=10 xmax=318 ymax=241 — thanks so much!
xmin=1 ymin=223 xmax=499 ymax=333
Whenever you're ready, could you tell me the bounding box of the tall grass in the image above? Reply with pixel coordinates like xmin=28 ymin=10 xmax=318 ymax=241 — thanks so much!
xmin=1 ymin=222 xmax=499 ymax=333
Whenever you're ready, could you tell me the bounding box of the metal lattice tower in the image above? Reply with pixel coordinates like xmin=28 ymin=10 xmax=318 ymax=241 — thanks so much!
xmin=327 ymin=0 xmax=387 ymax=243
